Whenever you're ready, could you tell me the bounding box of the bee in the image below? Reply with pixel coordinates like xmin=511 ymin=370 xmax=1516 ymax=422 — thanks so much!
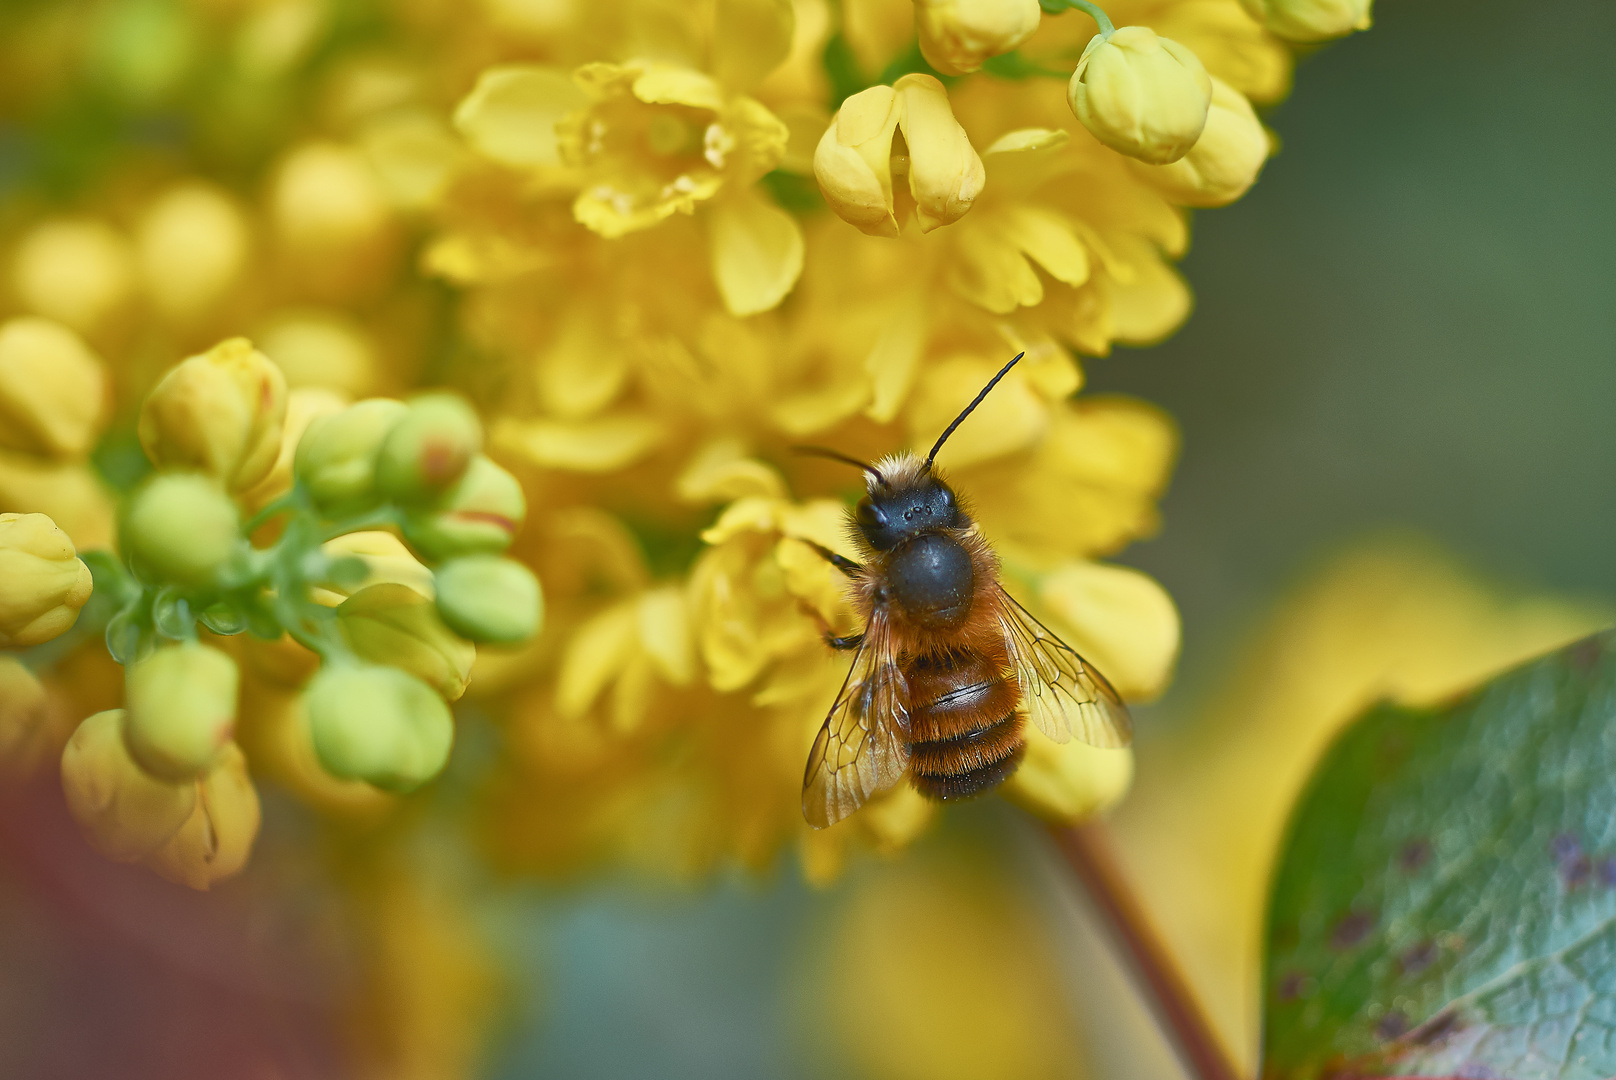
xmin=798 ymin=353 xmax=1132 ymax=829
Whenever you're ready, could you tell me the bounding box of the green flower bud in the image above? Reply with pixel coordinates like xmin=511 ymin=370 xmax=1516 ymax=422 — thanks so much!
xmin=304 ymin=662 xmax=453 ymax=792
xmin=1239 ymin=0 xmax=1370 ymax=42
xmin=124 ymin=641 xmax=239 ymax=780
xmin=60 ymin=709 xmax=198 ymax=861
xmin=433 ymin=555 xmax=543 ymax=644
xmin=400 ymin=454 xmax=526 ymax=561
xmin=121 ymin=473 xmax=240 ymax=586
xmin=1068 ymin=26 xmax=1211 ymax=165
xmin=336 ymin=583 xmax=475 ymax=700
xmin=138 ymin=337 xmax=288 ymax=493
xmin=293 ymin=398 xmax=409 ymax=509
xmin=0 ymin=512 xmax=93 ymax=647
xmin=374 ymin=393 xmax=482 ymax=504
xmin=143 ymin=741 xmax=261 ymax=891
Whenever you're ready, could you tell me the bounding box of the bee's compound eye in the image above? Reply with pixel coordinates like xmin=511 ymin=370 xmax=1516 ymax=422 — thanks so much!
xmin=855 ymin=498 xmax=882 ymax=532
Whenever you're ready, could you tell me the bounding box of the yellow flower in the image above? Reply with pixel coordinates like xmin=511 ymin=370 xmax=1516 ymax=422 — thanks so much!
xmin=143 ymin=741 xmax=262 ymax=891
xmin=138 ymin=337 xmax=289 ymax=493
xmin=123 ymin=641 xmax=241 ymax=781
xmin=1240 ymin=0 xmax=1371 ymax=41
xmin=10 ymin=218 xmax=134 ymax=332
xmin=914 ymin=0 xmax=1043 ymax=76
xmin=0 ymin=512 xmax=93 ymax=648
xmin=0 ymin=317 xmax=107 ymax=460
xmin=0 ymin=453 xmax=117 ymax=551
xmin=133 ymin=182 xmax=251 ymax=322
xmin=814 ymin=73 xmax=986 ymax=237
xmin=1133 ymin=76 xmax=1271 ymax=207
xmin=554 ymin=584 xmax=697 ymax=733
xmin=60 ymin=709 xmax=198 ymax=862
xmin=1068 ymin=25 xmax=1212 ymax=164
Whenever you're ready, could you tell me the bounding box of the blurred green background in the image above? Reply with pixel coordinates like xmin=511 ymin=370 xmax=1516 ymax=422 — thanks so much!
xmin=4 ymin=0 xmax=1614 ymax=1077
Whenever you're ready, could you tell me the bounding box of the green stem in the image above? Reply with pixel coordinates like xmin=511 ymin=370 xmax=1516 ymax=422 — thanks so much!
xmin=1040 ymin=0 xmax=1115 ymax=36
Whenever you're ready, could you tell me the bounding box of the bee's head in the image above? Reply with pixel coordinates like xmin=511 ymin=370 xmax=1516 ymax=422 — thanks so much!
xmin=854 ymin=459 xmax=962 ymax=551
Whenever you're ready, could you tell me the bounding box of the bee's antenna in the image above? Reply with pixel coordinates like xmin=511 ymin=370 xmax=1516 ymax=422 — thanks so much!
xmin=925 ymin=352 xmax=1025 ymax=467
xmin=792 ymin=445 xmax=886 ymax=486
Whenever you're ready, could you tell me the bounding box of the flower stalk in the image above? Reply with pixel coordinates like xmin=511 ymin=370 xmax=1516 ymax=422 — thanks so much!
xmin=1050 ymin=821 xmax=1244 ymax=1080
xmin=1040 ymin=0 xmax=1115 ymax=36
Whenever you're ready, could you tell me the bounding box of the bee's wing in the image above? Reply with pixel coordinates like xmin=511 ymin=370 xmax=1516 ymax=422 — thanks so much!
xmin=801 ymin=614 xmax=911 ymax=829
xmin=996 ymin=586 xmax=1132 ymax=749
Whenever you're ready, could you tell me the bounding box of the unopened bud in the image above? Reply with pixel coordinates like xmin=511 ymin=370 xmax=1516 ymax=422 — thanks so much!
xmin=400 ymin=454 xmax=526 ymax=561
xmin=294 ymin=397 xmax=409 ymax=510
xmin=138 ymin=337 xmax=288 ymax=492
xmin=1134 ymin=77 xmax=1268 ymax=207
xmin=60 ymin=709 xmax=197 ymax=861
xmin=1068 ymin=26 xmax=1211 ymax=164
xmin=915 ymin=0 xmax=1042 ymax=76
xmin=304 ymin=662 xmax=454 ymax=792
xmin=1240 ymin=0 xmax=1370 ymax=41
xmin=336 ymin=583 xmax=475 ymax=700
xmin=121 ymin=473 xmax=240 ymax=587
xmin=0 ymin=317 xmax=107 ymax=459
xmin=143 ymin=742 xmax=261 ymax=891
xmin=814 ymin=74 xmax=984 ymax=237
xmin=374 ymin=393 xmax=482 ymax=503
xmin=433 ymin=555 xmax=543 ymax=645
xmin=0 ymin=512 xmax=93 ymax=647
xmin=123 ymin=641 xmax=240 ymax=781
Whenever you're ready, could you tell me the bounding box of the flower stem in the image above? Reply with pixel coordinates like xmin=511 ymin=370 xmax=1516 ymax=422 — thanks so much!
xmin=1040 ymin=0 xmax=1115 ymax=36
xmin=1050 ymin=821 xmax=1244 ymax=1080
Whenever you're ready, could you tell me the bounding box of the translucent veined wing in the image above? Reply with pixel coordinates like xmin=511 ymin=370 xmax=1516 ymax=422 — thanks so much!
xmin=801 ymin=613 xmax=910 ymax=829
xmin=996 ymin=585 xmax=1132 ymax=748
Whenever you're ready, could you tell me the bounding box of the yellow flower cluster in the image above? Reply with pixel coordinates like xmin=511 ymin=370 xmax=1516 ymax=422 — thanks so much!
xmin=0 ymin=0 xmax=1367 ymax=889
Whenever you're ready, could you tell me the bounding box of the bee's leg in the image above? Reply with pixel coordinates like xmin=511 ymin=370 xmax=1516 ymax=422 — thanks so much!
xmin=793 ymin=538 xmax=863 ymax=578
xmin=795 ymin=600 xmax=865 ymax=652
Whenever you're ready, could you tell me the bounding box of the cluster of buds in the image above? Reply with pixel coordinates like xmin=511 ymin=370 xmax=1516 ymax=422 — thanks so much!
xmin=814 ymin=0 xmax=1359 ymax=231
xmin=0 ymin=337 xmax=541 ymax=888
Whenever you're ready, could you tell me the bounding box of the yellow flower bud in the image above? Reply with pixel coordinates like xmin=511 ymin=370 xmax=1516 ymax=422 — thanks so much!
xmin=143 ymin=742 xmax=261 ymax=891
xmin=121 ymin=473 xmax=239 ymax=587
xmin=336 ymin=583 xmax=476 ymax=701
xmin=0 ymin=317 xmax=107 ymax=459
xmin=240 ymin=386 xmax=350 ymax=514
xmin=123 ymin=641 xmax=240 ymax=781
xmin=134 ymin=183 xmax=251 ymax=322
xmin=11 ymin=218 xmax=134 ymax=332
xmin=0 ymin=512 xmax=93 ymax=647
xmin=60 ymin=709 xmax=197 ymax=861
xmin=1068 ymin=26 xmax=1211 ymax=165
xmin=1002 ymin=737 xmax=1133 ymax=823
xmin=1240 ymin=0 xmax=1371 ymax=41
xmin=433 ymin=555 xmax=543 ymax=645
xmin=814 ymin=74 xmax=984 ymax=237
xmin=138 ymin=337 xmax=289 ymax=493
xmin=304 ymin=662 xmax=454 ymax=792
xmin=0 ymin=656 xmax=50 ymax=773
xmin=375 ymin=393 xmax=483 ymax=503
xmin=0 ymin=453 xmax=117 ymax=551
xmin=1133 ymin=77 xmax=1269 ymax=207
xmin=914 ymin=0 xmax=1042 ymax=76
xmin=294 ymin=397 xmax=409 ymax=509
xmin=400 ymin=455 xmax=526 ymax=561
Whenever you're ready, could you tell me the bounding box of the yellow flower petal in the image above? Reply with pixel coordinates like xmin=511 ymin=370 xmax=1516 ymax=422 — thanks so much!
xmin=556 ymin=601 xmax=638 ymax=719
xmin=1033 ymin=560 xmax=1181 ymax=701
xmin=637 ymin=586 xmax=695 ymax=686
xmin=893 ymin=73 xmax=985 ymax=232
xmin=1002 ymin=738 xmax=1134 ymax=823
xmin=708 ymin=189 xmax=805 ymax=317
xmin=0 ymin=317 xmax=107 ymax=459
xmin=493 ymin=414 xmax=665 ymax=472
xmin=453 ymin=65 xmax=587 ymax=169
xmin=677 ymin=439 xmax=786 ymax=504
xmin=711 ymin=0 xmax=795 ymax=91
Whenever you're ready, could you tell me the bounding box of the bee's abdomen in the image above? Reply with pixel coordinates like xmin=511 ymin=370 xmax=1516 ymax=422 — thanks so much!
xmin=905 ymin=650 xmax=1024 ymax=802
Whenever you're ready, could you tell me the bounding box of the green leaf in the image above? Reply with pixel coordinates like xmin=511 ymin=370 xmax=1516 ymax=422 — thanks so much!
xmin=1263 ymin=632 xmax=1616 ymax=1079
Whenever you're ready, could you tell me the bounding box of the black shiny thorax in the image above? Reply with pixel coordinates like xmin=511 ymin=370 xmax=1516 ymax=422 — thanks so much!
xmin=857 ymin=473 xmax=974 ymax=629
